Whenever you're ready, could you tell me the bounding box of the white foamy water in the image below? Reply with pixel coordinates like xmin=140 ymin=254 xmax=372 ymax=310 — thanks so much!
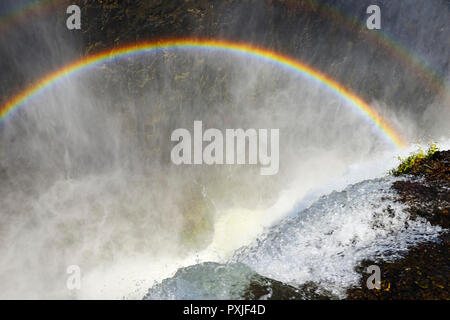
xmin=144 ymin=176 xmax=444 ymax=300
xmin=232 ymin=177 xmax=443 ymax=298
xmin=144 ymin=139 xmax=450 ymax=299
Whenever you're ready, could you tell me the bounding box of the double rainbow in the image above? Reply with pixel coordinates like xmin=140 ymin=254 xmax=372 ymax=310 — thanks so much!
xmin=0 ymin=38 xmax=407 ymax=149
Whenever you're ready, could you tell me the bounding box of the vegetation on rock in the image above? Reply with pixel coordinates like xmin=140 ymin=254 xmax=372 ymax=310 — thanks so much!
xmin=389 ymin=143 xmax=439 ymax=176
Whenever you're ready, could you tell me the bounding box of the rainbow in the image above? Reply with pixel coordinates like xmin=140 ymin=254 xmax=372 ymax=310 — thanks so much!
xmin=0 ymin=38 xmax=407 ymax=149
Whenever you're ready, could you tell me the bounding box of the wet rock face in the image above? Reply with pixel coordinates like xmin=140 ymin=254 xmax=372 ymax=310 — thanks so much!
xmin=347 ymin=150 xmax=450 ymax=300
xmin=243 ymin=277 xmax=335 ymax=300
xmin=74 ymin=0 xmax=443 ymax=114
xmin=393 ymin=150 xmax=450 ymax=229
xmin=346 ymin=235 xmax=449 ymax=300
xmin=393 ymin=180 xmax=449 ymax=228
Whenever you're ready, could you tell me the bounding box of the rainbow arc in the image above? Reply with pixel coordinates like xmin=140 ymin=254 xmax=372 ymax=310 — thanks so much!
xmin=0 ymin=38 xmax=407 ymax=149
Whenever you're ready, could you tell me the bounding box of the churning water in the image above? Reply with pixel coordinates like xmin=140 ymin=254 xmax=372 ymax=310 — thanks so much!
xmin=144 ymin=176 xmax=444 ymax=300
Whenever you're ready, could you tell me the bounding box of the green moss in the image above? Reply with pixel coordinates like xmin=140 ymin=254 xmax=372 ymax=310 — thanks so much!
xmin=389 ymin=143 xmax=439 ymax=177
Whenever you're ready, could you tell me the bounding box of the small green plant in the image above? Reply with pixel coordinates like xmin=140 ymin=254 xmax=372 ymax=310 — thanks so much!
xmin=389 ymin=142 xmax=439 ymax=177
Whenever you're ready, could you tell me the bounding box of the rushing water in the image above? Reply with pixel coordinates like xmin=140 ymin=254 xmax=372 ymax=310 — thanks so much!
xmin=144 ymin=176 xmax=444 ymax=300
